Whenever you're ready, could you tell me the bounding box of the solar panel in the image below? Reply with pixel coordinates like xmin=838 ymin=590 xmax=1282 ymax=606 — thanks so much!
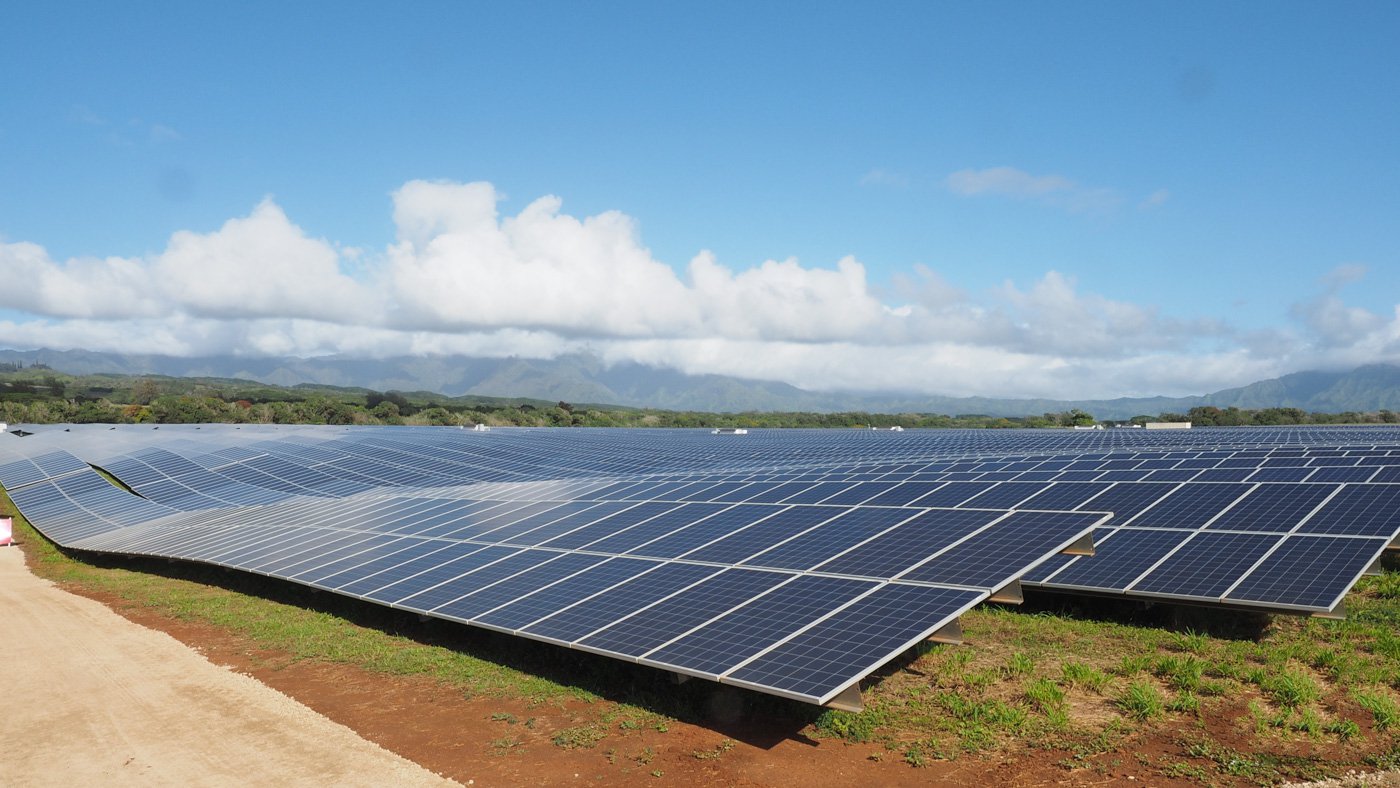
xmin=1130 ymin=532 xmax=1282 ymax=599
xmin=1031 ymin=528 xmax=1189 ymax=591
xmin=1224 ymin=534 xmax=1389 ymax=612
xmin=8 ymin=422 xmax=1400 ymax=710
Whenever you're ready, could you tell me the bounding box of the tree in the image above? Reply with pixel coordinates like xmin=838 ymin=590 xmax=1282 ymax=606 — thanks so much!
xmin=130 ymin=378 xmax=161 ymax=406
xmin=1066 ymin=408 xmax=1096 ymax=427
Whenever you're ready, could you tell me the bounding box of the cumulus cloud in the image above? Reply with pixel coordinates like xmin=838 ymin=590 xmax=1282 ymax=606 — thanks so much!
xmin=0 ymin=199 xmax=372 ymax=323
xmin=1 ymin=180 xmax=1398 ymax=400
xmin=156 ymin=199 xmax=375 ymax=322
xmin=387 ymin=181 xmax=698 ymax=337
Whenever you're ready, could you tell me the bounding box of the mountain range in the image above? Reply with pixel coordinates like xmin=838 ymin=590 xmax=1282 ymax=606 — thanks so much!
xmin=3 ymin=347 xmax=1400 ymax=419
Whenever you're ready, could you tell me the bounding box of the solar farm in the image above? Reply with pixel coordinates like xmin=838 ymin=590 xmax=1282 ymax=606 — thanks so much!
xmin=4 ymin=423 xmax=1399 ymax=719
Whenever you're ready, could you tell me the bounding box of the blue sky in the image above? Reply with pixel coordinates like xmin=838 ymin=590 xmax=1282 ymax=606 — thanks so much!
xmin=1 ymin=2 xmax=1397 ymax=399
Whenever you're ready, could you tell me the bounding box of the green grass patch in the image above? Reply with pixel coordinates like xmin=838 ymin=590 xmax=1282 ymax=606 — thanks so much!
xmin=1263 ymin=669 xmax=1320 ymax=710
xmin=1354 ymin=688 xmax=1399 ymax=730
xmin=1116 ymin=680 xmax=1164 ymax=721
xmin=1061 ymin=660 xmax=1111 ymax=693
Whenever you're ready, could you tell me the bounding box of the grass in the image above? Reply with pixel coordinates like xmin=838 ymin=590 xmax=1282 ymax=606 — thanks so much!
xmin=1263 ymin=669 xmax=1321 ymax=710
xmin=8 ymin=480 xmax=1400 ymax=784
xmin=1117 ymin=680 xmax=1165 ymax=721
xmin=1061 ymin=660 xmax=1111 ymax=693
xmin=1355 ymin=688 xmax=1400 ymax=731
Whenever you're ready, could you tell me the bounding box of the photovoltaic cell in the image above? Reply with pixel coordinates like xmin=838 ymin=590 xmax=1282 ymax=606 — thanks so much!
xmin=1205 ymin=484 xmax=1336 ymax=532
xmin=643 ymin=575 xmax=876 ymax=676
xmin=725 ymin=584 xmax=983 ymax=703
xmin=522 ymin=562 xmax=724 ymax=644
xmin=1078 ymin=483 xmax=1175 ymax=522
xmin=812 ymin=509 xmax=1001 ymax=578
xmin=395 ymin=549 xmax=558 ymax=610
xmin=1130 ymin=532 xmax=1281 ymax=599
xmin=1225 ymin=535 xmax=1388 ymax=610
xmin=626 ymin=505 xmax=787 ymax=559
xmin=475 ymin=557 xmax=661 ymax=631
xmin=431 ymin=552 xmax=610 ymax=621
xmin=1127 ymin=483 xmax=1253 ymax=529
xmin=1038 ymin=528 xmax=1188 ymax=590
xmin=742 ymin=507 xmax=921 ymax=571
xmin=901 ymin=511 xmax=1102 ymax=588
xmin=1299 ymin=485 xmax=1400 ymax=537
xmin=578 ymin=569 xmax=791 ymax=657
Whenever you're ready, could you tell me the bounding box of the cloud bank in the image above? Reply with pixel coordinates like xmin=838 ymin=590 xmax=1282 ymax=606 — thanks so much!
xmin=1 ymin=179 xmax=1396 ymax=400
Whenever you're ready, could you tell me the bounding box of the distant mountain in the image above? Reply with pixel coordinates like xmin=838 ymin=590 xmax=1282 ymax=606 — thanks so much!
xmin=2 ymin=347 xmax=1398 ymax=419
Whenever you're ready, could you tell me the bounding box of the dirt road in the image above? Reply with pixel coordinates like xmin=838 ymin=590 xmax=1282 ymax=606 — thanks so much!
xmin=0 ymin=545 xmax=459 ymax=787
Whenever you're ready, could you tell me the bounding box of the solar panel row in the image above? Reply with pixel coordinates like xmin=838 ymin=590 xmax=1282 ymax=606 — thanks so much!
xmin=4 ymin=423 xmax=1399 ymax=708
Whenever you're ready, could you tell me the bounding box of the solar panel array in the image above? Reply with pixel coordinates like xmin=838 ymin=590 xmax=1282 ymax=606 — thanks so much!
xmin=3 ymin=423 xmax=1399 ymax=708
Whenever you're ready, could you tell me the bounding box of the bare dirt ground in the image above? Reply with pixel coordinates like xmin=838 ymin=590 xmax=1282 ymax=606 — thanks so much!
xmin=0 ymin=545 xmax=457 ymax=787
xmin=7 ymin=539 xmax=1399 ymax=787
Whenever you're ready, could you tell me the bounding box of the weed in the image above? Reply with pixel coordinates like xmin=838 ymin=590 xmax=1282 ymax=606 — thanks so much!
xmin=1369 ymin=573 xmax=1400 ymax=600
xmin=1166 ymin=691 xmax=1200 ymax=715
xmin=1375 ymin=631 xmax=1400 ymax=661
xmin=1154 ymin=655 xmax=1205 ymax=693
xmin=692 ymin=739 xmax=736 ymax=760
xmin=812 ymin=709 xmax=880 ymax=742
xmin=1354 ymin=688 xmax=1399 ymax=730
xmin=1365 ymin=743 xmax=1400 ymax=770
xmin=1169 ymin=630 xmax=1208 ymax=654
xmin=1005 ymin=651 xmax=1035 ymax=679
xmin=1312 ymin=647 xmax=1341 ymax=673
xmin=1115 ymin=654 xmax=1152 ymax=677
xmin=1116 ymin=680 xmax=1163 ymax=721
xmin=491 ymin=735 xmax=522 ymax=752
xmin=1264 ymin=670 xmax=1320 ymax=709
xmin=1061 ymin=661 xmax=1110 ymax=693
xmin=937 ymin=648 xmax=975 ymax=678
xmin=1024 ymin=677 xmax=1064 ymax=716
xmin=903 ymin=746 xmax=927 ymax=767
xmin=552 ymin=724 xmax=606 ymax=749
xmin=1043 ymin=705 xmax=1070 ymax=730
xmin=1326 ymin=718 xmax=1360 ymax=741
xmin=490 ymin=712 xmax=518 ymax=724
xmin=1248 ymin=700 xmax=1270 ymax=734
xmin=1293 ymin=708 xmax=1322 ymax=737
xmin=940 ymin=693 xmax=1027 ymax=729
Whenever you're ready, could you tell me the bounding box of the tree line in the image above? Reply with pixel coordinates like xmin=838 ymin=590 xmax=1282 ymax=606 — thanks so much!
xmin=2 ymin=371 xmax=1398 ymax=428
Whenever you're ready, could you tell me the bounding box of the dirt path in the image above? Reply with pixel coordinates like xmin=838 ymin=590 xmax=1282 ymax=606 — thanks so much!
xmin=0 ymin=545 xmax=458 ymax=787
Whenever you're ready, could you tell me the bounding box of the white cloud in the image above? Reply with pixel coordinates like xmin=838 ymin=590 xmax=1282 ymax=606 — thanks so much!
xmin=0 ymin=199 xmax=373 ymax=323
xmin=859 ymin=168 xmax=909 ymax=188
xmin=1290 ymin=264 xmax=1389 ymax=349
xmin=1139 ymin=189 xmax=1170 ymax=209
xmin=946 ymin=166 xmax=1122 ymax=213
xmin=1 ymin=180 xmax=1398 ymax=401
xmin=947 ymin=167 xmax=1075 ymax=198
xmin=155 ymin=198 xmax=375 ymax=322
xmin=149 ymin=123 xmax=182 ymax=143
